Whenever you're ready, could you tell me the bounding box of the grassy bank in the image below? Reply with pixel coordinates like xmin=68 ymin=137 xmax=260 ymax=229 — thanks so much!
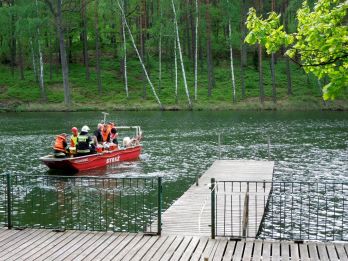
xmin=0 ymin=55 xmax=347 ymax=112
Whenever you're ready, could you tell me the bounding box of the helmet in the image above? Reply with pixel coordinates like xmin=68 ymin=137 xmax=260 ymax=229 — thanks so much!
xmin=81 ymin=125 xmax=90 ymax=132
xmin=71 ymin=127 xmax=78 ymax=133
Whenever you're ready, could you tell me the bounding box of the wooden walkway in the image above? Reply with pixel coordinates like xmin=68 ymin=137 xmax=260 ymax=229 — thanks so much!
xmin=1 ymin=228 xmax=347 ymax=261
xmin=159 ymin=160 xmax=274 ymax=237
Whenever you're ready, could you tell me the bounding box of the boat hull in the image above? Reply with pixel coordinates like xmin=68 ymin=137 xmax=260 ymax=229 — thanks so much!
xmin=40 ymin=146 xmax=142 ymax=172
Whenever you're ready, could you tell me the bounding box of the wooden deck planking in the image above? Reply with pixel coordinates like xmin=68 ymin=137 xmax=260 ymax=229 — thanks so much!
xmin=1 ymin=229 xmax=348 ymax=261
xmin=157 ymin=160 xmax=274 ymax=237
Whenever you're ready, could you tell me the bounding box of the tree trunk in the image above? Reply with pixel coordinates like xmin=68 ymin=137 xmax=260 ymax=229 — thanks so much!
xmin=82 ymin=0 xmax=90 ymax=80
xmin=95 ymin=0 xmax=102 ymax=95
xmin=283 ymin=0 xmax=292 ymax=96
xmin=121 ymin=0 xmax=128 ymax=98
xmin=205 ymin=0 xmax=215 ymax=97
xmin=18 ymin=40 xmax=25 ymax=80
xmin=174 ymin=38 xmax=178 ymax=104
xmin=30 ymin=38 xmax=39 ymax=83
xmin=240 ymin=0 xmax=247 ymax=98
xmin=49 ymin=36 xmax=53 ymax=80
xmin=36 ymin=0 xmax=47 ymax=101
xmin=158 ymin=1 xmax=162 ymax=93
xmin=140 ymin=0 xmax=147 ymax=99
xmin=117 ymin=0 xmax=162 ymax=109
xmin=228 ymin=13 xmax=236 ymax=103
xmin=194 ymin=0 xmax=199 ymax=100
xmin=172 ymin=0 xmax=192 ymax=109
xmin=257 ymin=0 xmax=264 ymax=104
xmin=56 ymin=1 xmax=71 ymax=106
xmin=270 ymin=0 xmax=276 ymax=104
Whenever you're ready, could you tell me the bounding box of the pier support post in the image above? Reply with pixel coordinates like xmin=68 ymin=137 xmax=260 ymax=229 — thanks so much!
xmin=6 ymin=173 xmax=12 ymax=229
xmin=210 ymin=178 xmax=216 ymax=239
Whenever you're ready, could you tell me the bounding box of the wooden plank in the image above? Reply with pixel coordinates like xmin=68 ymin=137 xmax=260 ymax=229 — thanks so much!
xmin=131 ymin=236 xmax=161 ymax=261
xmin=58 ymin=231 xmax=106 ymax=261
xmin=290 ymin=243 xmax=300 ymax=261
xmin=242 ymin=241 xmax=253 ymax=261
xmin=74 ymin=232 xmax=121 ymax=261
xmin=39 ymin=231 xmax=90 ymax=261
xmin=85 ymin=233 xmax=131 ymax=261
xmin=179 ymin=237 xmax=201 ymax=261
xmin=113 ymin=234 xmax=147 ymax=260
xmin=189 ymin=237 xmax=209 ymax=261
xmin=317 ymin=242 xmax=330 ymax=261
xmin=23 ymin=230 xmax=78 ymax=260
xmin=0 ymin=229 xmax=47 ymax=256
xmin=0 ymin=228 xmax=39 ymax=248
xmin=307 ymin=243 xmax=319 ymax=260
xmin=252 ymin=240 xmax=262 ymax=261
xmin=299 ymin=244 xmax=310 ymax=261
xmin=201 ymin=239 xmax=218 ymax=261
xmin=170 ymin=236 xmax=193 ymax=261
xmin=222 ymin=241 xmax=236 ymax=261
xmin=232 ymin=241 xmax=245 ymax=261
xmin=327 ymin=243 xmax=339 ymax=261
xmin=262 ymin=241 xmax=271 ymax=261
xmin=3 ymin=230 xmax=57 ymax=260
xmin=271 ymin=241 xmax=280 ymax=261
xmin=149 ymin=235 xmax=177 ymax=260
xmin=212 ymin=239 xmax=228 ymax=261
xmin=140 ymin=235 xmax=169 ymax=261
xmin=335 ymin=243 xmax=348 ymax=261
xmin=280 ymin=241 xmax=290 ymax=261
xmin=101 ymin=234 xmax=142 ymax=260
xmin=160 ymin=236 xmax=185 ymax=261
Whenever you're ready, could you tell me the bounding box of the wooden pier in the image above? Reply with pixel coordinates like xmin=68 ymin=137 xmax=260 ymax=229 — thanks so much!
xmin=159 ymin=160 xmax=274 ymax=237
xmin=1 ymin=228 xmax=347 ymax=261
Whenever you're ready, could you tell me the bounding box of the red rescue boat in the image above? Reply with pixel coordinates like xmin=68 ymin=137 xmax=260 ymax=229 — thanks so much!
xmin=40 ymin=126 xmax=143 ymax=172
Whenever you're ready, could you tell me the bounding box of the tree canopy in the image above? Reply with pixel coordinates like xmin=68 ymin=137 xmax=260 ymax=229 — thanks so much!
xmin=245 ymin=0 xmax=348 ymax=100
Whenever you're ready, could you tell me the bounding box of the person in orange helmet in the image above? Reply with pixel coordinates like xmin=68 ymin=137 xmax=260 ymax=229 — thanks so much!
xmin=53 ymin=133 xmax=68 ymax=158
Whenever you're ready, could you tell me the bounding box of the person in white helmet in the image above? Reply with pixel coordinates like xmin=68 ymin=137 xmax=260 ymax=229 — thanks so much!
xmin=76 ymin=125 xmax=95 ymax=156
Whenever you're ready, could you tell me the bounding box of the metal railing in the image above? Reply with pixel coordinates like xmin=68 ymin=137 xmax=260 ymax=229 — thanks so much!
xmin=0 ymin=174 xmax=162 ymax=235
xmin=211 ymin=180 xmax=348 ymax=241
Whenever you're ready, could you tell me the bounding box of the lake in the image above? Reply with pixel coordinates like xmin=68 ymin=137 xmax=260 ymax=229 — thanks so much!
xmin=0 ymin=111 xmax=347 ymax=235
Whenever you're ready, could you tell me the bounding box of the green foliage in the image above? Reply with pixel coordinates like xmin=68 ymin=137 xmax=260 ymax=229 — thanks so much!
xmin=245 ymin=0 xmax=348 ymax=100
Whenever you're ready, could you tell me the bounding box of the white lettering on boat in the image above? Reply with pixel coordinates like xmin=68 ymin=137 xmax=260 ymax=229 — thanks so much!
xmin=106 ymin=156 xmax=120 ymax=164
xmin=74 ymin=158 xmax=89 ymax=163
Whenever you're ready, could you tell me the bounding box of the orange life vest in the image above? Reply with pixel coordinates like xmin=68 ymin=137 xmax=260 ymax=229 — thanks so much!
xmin=54 ymin=135 xmax=66 ymax=152
xmin=102 ymin=125 xmax=111 ymax=142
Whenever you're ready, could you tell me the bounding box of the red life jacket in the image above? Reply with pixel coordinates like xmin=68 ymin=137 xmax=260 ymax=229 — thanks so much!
xmin=54 ymin=135 xmax=66 ymax=152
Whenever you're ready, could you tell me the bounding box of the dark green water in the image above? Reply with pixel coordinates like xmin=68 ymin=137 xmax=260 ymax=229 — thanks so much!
xmin=0 ymin=111 xmax=347 ymax=206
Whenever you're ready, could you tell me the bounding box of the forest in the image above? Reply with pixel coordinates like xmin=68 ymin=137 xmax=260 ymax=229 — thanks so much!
xmin=0 ymin=0 xmax=347 ymax=111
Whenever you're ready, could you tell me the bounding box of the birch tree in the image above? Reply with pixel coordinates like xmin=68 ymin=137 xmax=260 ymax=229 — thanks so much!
xmin=227 ymin=0 xmax=236 ymax=103
xmin=116 ymin=0 xmax=163 ymax=109
xmin=171 ymin=0 xmax=192 ymax=109
xmin=35 ymin=0 xmax=47 ymax=101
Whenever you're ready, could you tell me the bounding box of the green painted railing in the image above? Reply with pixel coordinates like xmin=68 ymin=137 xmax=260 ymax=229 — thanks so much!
xmin=0 ymin=174 xmax=162 ymax=235
xmin=210 ymin=180 xmax=348 ymax=241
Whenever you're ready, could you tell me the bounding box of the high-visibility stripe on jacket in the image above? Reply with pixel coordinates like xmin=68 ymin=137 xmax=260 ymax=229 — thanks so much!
xmin=54 ymin=135 xmax=66 ymax=153
xmin=70 ymin=136 xmax=78 ymax=147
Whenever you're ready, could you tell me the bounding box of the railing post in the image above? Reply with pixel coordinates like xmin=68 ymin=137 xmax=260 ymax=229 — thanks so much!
xmin=242 ymin=182 xmax=249 ymax=237
xmin=210 ymin=178 xmax=216 ymax=239
xmin=218 ymin=134 xmax=221 ymax=160
xmin=157 ymin=177 xmax=162 ymax=236
xmin=6 ymin=173 xmax=12 ymax=229
xmin=267 ymin=135 xmax=271 ymax=160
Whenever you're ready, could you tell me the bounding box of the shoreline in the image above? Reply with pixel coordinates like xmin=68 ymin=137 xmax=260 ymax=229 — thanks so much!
xmin=0 ymin=97 xmax=347 ymax=112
